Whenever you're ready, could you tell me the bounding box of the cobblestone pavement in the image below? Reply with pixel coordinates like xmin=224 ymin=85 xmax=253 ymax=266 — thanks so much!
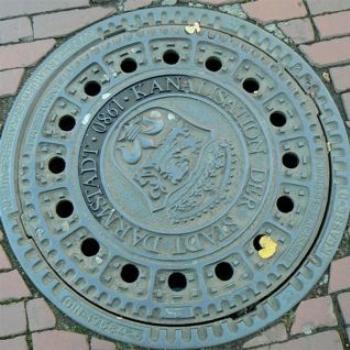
xmin=0 ymin=0 xmax=350 ymax=349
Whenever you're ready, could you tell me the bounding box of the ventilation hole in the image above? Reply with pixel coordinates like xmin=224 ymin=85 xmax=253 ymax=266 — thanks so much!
xmin=168 ymin=272 xmax=187 ymax=292
xmin=215 ymin=262 xmax=234 ymax=281
xmin=56 ymin=200 xmax=74 ymax=218
xmin=48 ymin=156 xmax=66 ymax=174
xmin=205 ymin=56 xmax=222 ymax=72
xmin=120 ymin=57 xmax=138 ymax=73
xmin=163 ymin=49 xmax=180 ymax=65
xmin=84 ymin=80 xmax=101 ymax=96
xmin=253 ymin=235 xmax=264 ymax=251
xmin=58 ymin=115 xmax=76 ymax=131
xmin=81 ymin=238 xmax=100 ymax=257
xmin=120 ymin=264 xmax=139 ymax=283
xmin=282 ymin=152 xmax=299 ymax=169
xmin=270 ymin=111 xmax=287 ymax=127
xmin=242 ymin=78 xmax=260 ymax=94
xmin=276 ymin=196 xmax=294 ymax=213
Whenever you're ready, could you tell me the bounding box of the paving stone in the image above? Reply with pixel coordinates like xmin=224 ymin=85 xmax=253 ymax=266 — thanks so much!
xmin=91 ymin=338 xmax=116 ymax=350
xmin=196 ymin=0 xmax=240 ymax=4
xmin=0 ymin=0 xmax=90 ymax=19
xmin=26 ymin=298 xmax=56 ymax=331
xmin=0 ymin=39 xmax=56 ymax=70
xmin=124 ymin=0 xmax=153 ymax=11
xmin=33 ymin=7 xmax=116 ymax=39
xmin=330 ymin=65 xmax=350 ymax=92
xmin=242 ymin=0 xmax=307 ymax=24
xmin=0 ymin=302 xmax=27 ymax=337
xmin=0 ymin=270 xmax=31 ymax=301
xmin=0 ymin=17 xmax=33 ymax=44
xmin=306 ymin=0 xmax=350 ymax=15
xmin=256 ymin=331 xmax=343 ymax=350
xmin=32 ymin=331 xmax=89 ymax=350
xmin=342 ymin=93 xmax=350 ymax=127
xmin=291 ymin=296 xmax=337 ymax=335
xmin=0 ymin=336 xmax=28 ymax=350
xmin=315 ymin=11 xmax=350 ymax=39
xmin=243 ymin=323 xmax=287 ymax=348
xmin=300 ymin=37 xmax=350 ymax=67
xmin=329 ymin=256 xmax=350 ymax=293
xmin=0 ymin=68 xmax=25 ymax=98
xmin=0 ymin=245 xmax=12 ymax=269
xmin=338 ymin=293 xmax=350 ymax=325
xmin=278 ymin=18 xmax=315 ymax=44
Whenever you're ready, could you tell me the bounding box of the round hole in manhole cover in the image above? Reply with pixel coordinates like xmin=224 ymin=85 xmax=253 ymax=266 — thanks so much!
xmin=0 ymin=7 xmax=349 ymax=349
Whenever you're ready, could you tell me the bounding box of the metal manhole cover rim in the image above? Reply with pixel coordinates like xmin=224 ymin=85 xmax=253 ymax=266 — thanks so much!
xmin=0 ymin=6 xmax=349 ymax=349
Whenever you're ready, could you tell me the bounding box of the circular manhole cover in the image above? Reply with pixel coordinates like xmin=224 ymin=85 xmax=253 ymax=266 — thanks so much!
xmin=1 ymin=7 xmax=350 ymax=349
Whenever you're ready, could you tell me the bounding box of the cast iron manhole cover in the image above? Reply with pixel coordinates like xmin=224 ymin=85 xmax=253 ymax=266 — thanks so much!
xmin=1 ymin=7 xmax=350 ymax=349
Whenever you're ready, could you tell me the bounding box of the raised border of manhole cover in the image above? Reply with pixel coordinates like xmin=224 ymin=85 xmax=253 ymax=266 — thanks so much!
xmin=0 ymin=7 xmax=349 ymax=349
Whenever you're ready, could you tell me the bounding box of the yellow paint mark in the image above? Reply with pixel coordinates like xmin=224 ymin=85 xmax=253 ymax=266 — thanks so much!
xmin=257 ymin=235 xmax=278 ymax=259
xmin=185 ymin=22 xmax=201 ymax=34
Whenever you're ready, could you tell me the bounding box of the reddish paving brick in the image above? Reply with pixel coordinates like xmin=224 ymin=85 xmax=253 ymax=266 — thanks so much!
xmin=300 ymin=37 xmax=350 ymax=67
xmin=0 ymin=17 xmax=32 ymax=44
xmin=91 ymin=338 xmax=116 ymax=350
xmin=256 ymin=331 xmax=343 ymax=350
xmin=0 ymin=0 xmax=90 ymax=19
xmin=32 ymin=330 xmax=89 ymax=350
xmin=196 ymin=0 xmax=240 ymax=4
xmin=329 ymin=256 xmax=350 ymax=293
xmin=306 ymin=0 xmax=350 ymax=15
xmin=0 ymin=68 xmax=25 ymax=98
xmin=291 ymin=296 xmax=337 ymax=334
xmin=26 ymin=298 xmax=56 ymax=331
xmin=0 ymin=39 xmax=55 ymax=70
xmin=0 ymin=245 xmax=12 ymax=269
xmin=338 ymin=293 xmax=350 ymax=325
xmin=242 ymin=0 xmax=307 ymax=24
xmin=315 ymin=11 xmax=350 ymax=40
xmin=0 ymin=336 xmax=28 ymax=350
xmin=330 ymin=65 xmax=350 ymax=92
xmin=0 ymin=302 xmax=27 ymax=337
xmin=0 ymin=270 xmax=31 ymax=301
xmin=124 ymin=0 xmax=153 ymax=11
xmin=342 ymin=93 xmax=350 ymax=126
xmin=243 ymin=323 xmax=287 ymax=348
xmin=278 ymin=18 xmax=315 ymax=44
xmin=33 ymin=7 xmax=116 ymax=39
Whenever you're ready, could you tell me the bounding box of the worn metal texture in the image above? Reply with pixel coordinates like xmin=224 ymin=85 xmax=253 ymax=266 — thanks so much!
xmin=0 ymin=7 xmax=349 ymax=349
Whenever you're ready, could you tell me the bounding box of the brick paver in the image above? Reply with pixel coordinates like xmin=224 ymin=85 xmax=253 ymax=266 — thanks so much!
xmin=0 ymin=17 xmax=33 ymax=44
xmin=0 ymin=0 xmax=90 ymax=19
xmin=0 ymin=40 xmax=56 ymax=70
xmin=314 ymin=11 xmax=350 ymax=39
xmin=0 ymin=270 xmax=31 ymax=301
xmin=243 ymin=323 xmax=287 ymax=348
xmin=0 ymin=336 xmax=28 ymax=350
xmin=26 ymin=298 xmax=56 ymax=331
xmin=306 ymin=0 xmax=350 ymax=15
xmin=342 ymin=93 xmax=350 ymax=126
xmin=242 ymin=0 xmax=307 ymax=24
xmin=0 ymin=302 xmax=27 ymax=337
xmin=33 ymin=7 xmax=116 ymax=39
xmin=300 ymin=37 xmax=350 ymax=67
xmin=330 ymin=65 xmax=350 ymax=92
xmin=90 ymin=338 xmax=116 ymax=350
xmin=329 ymin=256 xmax=350 ymax=293
xmin=124 ymin=0 xmax=153 ymax=11
xmin=278 ymin=18 xmax=315 ymax=44
xmin=256 ymin=331 xmax=343 ymax=350
xmin=291 ymin=296 xmax=337 ymax=334
xmin=338 ymin=293 xmax=350 ymax=325
xmin=196 ymin=0 xmax=241 ymax=4
xmin=0 ymin=245 xmax=11 ymax=269
xmin=0 ymin=68 xmax=25 ymax=98
xmin=32 ymin=330 xmax=89 ymax=350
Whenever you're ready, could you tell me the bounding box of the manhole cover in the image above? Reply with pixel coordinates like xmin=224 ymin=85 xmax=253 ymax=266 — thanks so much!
xmin=0 ymin=7 xmax=349 ymax=349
